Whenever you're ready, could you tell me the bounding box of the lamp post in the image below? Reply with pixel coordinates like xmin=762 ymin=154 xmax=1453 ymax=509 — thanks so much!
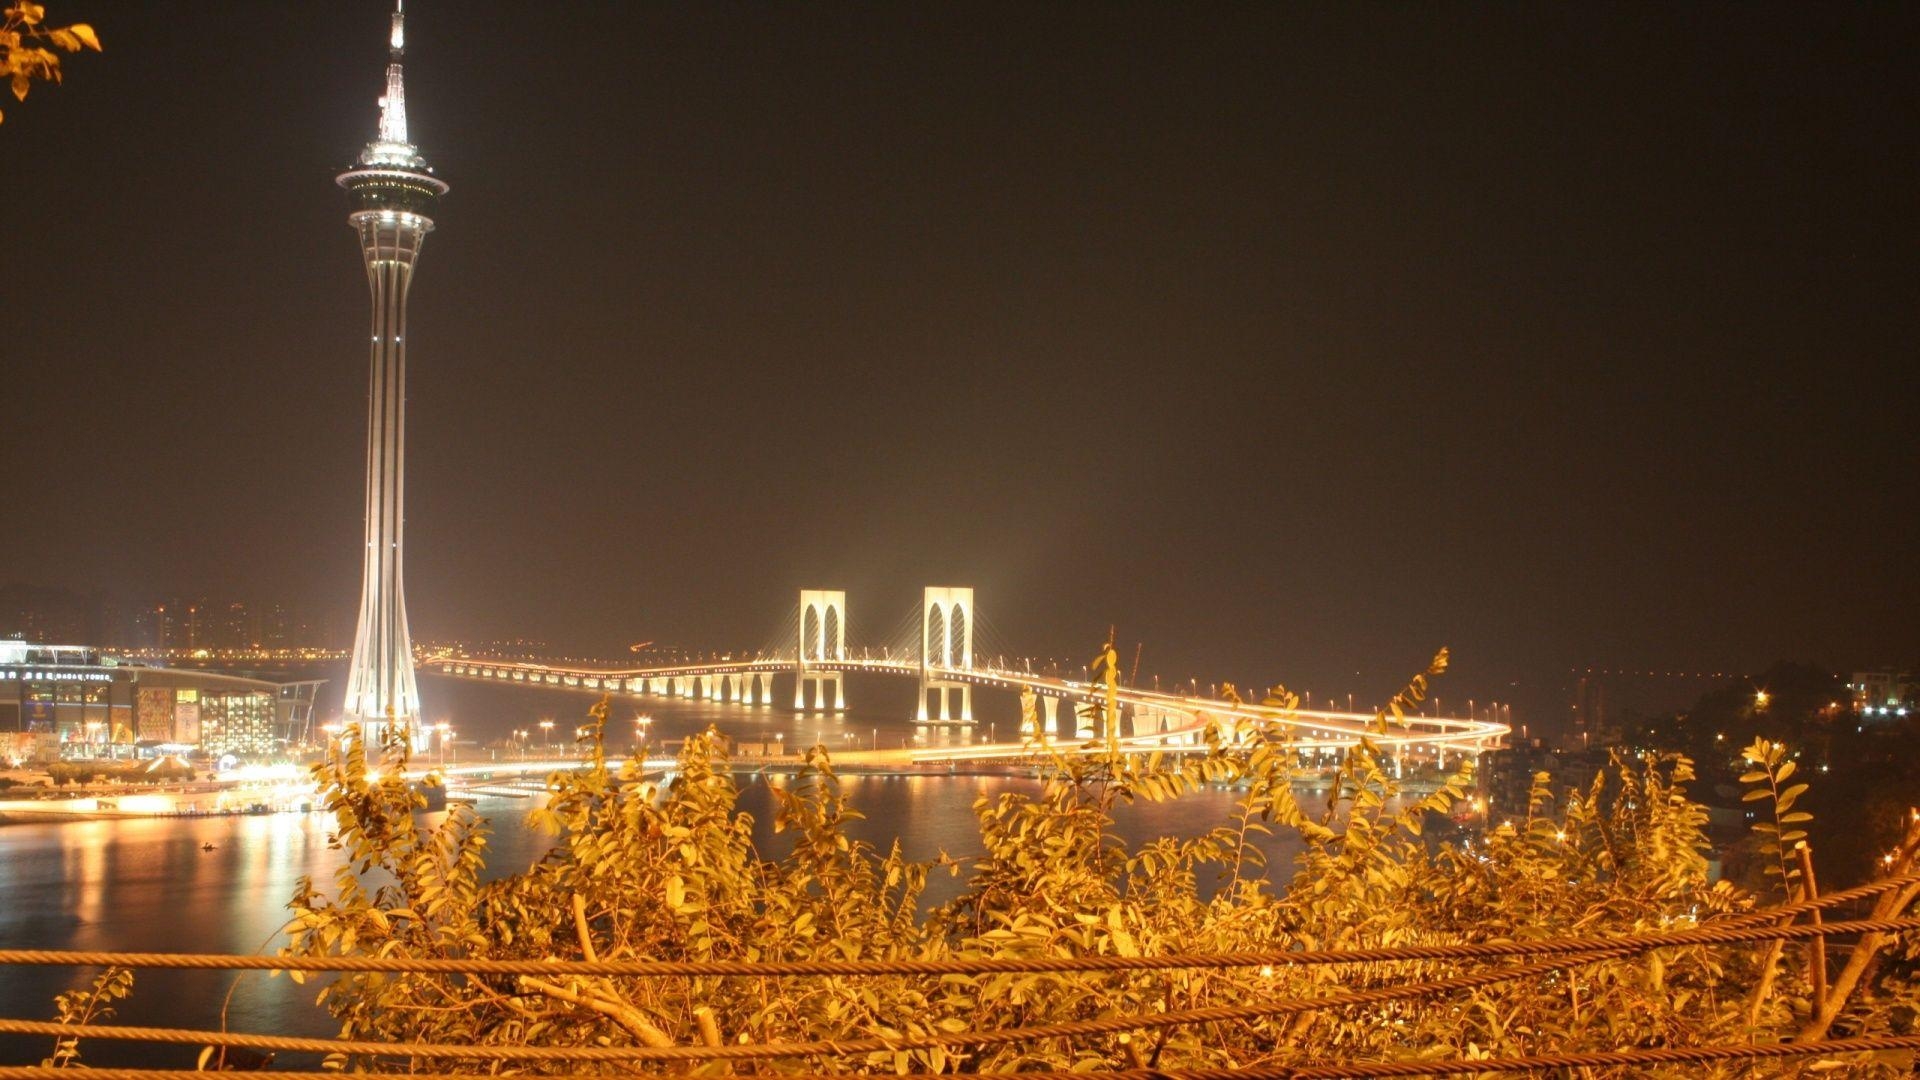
xmin=635 ymin=714 xmax=652 ymax=760
xmin=434 ymin=721 xmax=450 ymax=766
xmin=539 ymin=719 xmax=553 ymax=750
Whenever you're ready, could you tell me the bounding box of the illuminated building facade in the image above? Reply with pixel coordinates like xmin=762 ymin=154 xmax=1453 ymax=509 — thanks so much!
xmin=1 ymin=641 xmax=320 ymax=759
xmin=199 ymin=691 xmax=279 ymax=756
xmin=336 ymin=1 xmax=447 ymax=749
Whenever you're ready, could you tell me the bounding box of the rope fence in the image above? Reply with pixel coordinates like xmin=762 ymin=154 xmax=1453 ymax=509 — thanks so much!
xmin=0 ymin=907 xmax=1913 ymax=980
xmin=2 ymin=1032 xmax=1920 ymax=1077
xmin=0 ymin=955 xmax=1621 ymax=1063
xmin=1 ymin=871 xmax=1914 ymax=1073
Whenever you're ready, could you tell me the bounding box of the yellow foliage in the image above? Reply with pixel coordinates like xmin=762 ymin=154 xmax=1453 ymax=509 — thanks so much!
xmin=98 ymin=666 xmax=1905 ymax=1075
xmin=0 ymin=1 xmax=100 ymax=124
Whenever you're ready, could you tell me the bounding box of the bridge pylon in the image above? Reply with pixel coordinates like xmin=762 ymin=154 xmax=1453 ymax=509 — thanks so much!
xmin=916 ymin=586 xmax=974 ymax=724
xmin=795 ymin=590 xmax=847 ymax=712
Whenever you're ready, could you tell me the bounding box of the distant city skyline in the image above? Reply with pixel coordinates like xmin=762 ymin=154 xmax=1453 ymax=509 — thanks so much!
xmin=0 ymin=583 xmax=338 ymax=651
xmin=4 ymin=3 xmax=1915 ymax=725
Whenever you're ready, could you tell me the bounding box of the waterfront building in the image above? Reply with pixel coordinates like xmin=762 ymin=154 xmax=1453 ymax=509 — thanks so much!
xmin=336 ymin=1 xmax=447 ymax=749
xmin=0 ymin=641 xmax=321 ymax=761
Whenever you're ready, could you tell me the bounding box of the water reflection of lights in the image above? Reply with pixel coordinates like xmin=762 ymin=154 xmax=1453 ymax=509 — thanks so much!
xmin=223 ymin=764 xmax=305 ymax=783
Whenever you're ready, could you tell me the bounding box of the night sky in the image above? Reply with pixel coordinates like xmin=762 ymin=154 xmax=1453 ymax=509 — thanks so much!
xmin=5 ymin=3 xmax=1915 ymax=722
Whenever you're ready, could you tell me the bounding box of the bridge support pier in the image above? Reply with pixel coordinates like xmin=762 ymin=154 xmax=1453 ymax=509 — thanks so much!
xmin=796 ymin=589 xmax=848 ymax=713
xmin=794 ymin=669 xmax=844 ymax=712
xmin=1041 ymin=696 xmax=1062 ymax=737
xmin=758 ymin=672 xmax=774 ymax=705
xmin=1076 ymin=698 xmax=1096 ymax=740
xmin=920 ymin=684 xmax=971 ymax=725
xmin=916 ymin=586 xmax=975 ymax=725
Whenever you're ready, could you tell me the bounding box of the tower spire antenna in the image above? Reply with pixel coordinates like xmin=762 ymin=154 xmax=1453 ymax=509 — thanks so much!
xmin=375 ymin=0 xmax=410 ymax=149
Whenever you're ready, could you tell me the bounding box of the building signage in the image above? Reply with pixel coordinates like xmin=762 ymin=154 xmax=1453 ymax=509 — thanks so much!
xmin=175 ymin=691 xmax=202 ymax=744
xmin=1 ymin=667 xmax=115 ymax=683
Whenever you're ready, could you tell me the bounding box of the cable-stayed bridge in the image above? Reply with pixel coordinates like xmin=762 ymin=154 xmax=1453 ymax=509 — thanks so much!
xmin=426 ymin=587 xmax=1508 ymax=764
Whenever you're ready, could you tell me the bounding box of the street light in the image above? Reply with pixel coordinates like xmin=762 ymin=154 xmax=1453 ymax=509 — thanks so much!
xmin=539 ymin=719 xmax=554 ymax=749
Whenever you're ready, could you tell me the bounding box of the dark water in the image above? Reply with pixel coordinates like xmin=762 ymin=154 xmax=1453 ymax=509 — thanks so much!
xmin=0 ymin=673 xmax=1320 ymax=1066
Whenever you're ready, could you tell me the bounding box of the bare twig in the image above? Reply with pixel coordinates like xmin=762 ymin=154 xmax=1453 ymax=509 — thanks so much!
xmin=515 ymin=976 xmax=672 ymax=1048
xmin=571 ymin=893 xmax=598 ymax=964
xmin=1796 ymin=843 xmax=1826 ymax=1011
xmin=1799 ymin=815 xmax=1920 ymax=1042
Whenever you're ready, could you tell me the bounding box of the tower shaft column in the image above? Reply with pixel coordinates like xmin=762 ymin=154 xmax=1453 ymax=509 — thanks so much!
xmin=342 ymin=214 xmax=431 ymax=747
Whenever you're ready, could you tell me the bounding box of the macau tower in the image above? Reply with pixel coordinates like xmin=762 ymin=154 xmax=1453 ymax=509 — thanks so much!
xmin=335 ymin=1 xmax=447 ymax=749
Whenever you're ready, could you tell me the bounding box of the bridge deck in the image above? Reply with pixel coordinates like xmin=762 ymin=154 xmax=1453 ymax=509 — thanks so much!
xmin=427 ymin=655 xmax=1508 ymax=761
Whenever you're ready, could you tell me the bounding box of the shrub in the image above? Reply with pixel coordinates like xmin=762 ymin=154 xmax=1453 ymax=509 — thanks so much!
xmin=268 ymin=684 xmax=1920 ymax=1076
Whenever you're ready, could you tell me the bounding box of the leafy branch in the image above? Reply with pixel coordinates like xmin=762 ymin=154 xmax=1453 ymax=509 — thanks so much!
xmin=1740 ymin=737 xmax=1810 ymax=900
xmin=41 ymin=966 xmax=130 ymax=1068
xmin=1 ymin=2 xmax=100 ymax=125
xmin=1373 ymin=647 xmax=1450 ymax=731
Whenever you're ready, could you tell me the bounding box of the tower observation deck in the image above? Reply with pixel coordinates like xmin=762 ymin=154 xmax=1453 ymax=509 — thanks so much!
xmin=336 ymin=1 xmax=447 ymax=749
